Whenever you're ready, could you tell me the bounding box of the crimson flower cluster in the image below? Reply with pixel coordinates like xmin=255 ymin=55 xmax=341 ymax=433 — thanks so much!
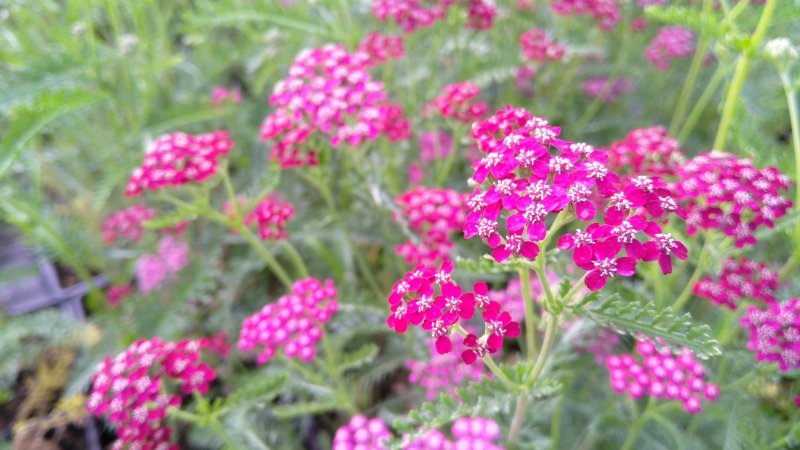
xmin=674 ymin=152 xmax=792 ymax=248
xmin=333 ymin=414 xmax=392 ymax=450
xmin=694 ymin=258 xmax=778 ymax=310
xmin=606 ymin=337 xmax=720 ymax=413
xmin=393 ymin=187 xmax=469 ymax=266
xmin=86 ymin=338 xmax=216 ymax=450
xmin=581 ymin=76 xmax=634 ymax=103
xmin=644 ymin=26 xmax=695 ymax=71
xmin=551 ymin=0 xmax=621 ymax=30
xmin=260 ymin=44 xmax=409 ymax=168
xmin=107 ymin=283 xmax=133 ymax=307
xmin=405 ymin=417 xmax=503 ymax=449
xmin=102 ymin=204 xmax=157 ymax=244
xmin=126 ymin=131 xmax=234 ymax=196
xmin=741 ymin=298 xmax=800 ymax=372
xmin=606 ymin=126 xmax=684 ymax=177
xmin=244 ymin=194 xmax=296 ymax=240
xmin=387 ymin=260 xmax=520 ymax=364
xmin=464 ymin=0 xmax=497 ymax=31
xmin=428 ymin=81 xmax=489 ymax=123
xmin=520 ymin=28 xmax=566 ymax=62
xmin=371 ymin=0 xmax=496 ymax=33
xmin=238 ymin=278 xmax=338 ymax=364
xmin=358 ymin=32 xmax=405 ymax=65
xmin=406 ymin=336 xmax=487 ymax=400
xmin=464 ymin=106 xmax=686 ymax=290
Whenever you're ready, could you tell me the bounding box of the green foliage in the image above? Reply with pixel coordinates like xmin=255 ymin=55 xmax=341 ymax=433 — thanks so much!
xmin=570 ymin=289 xmax=722 ymax=359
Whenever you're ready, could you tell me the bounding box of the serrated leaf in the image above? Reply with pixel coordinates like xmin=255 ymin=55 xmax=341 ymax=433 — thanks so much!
xmin=569 ymin=290 xmax=721 ymax=359
xmin=220 ymin=373 xmax=287 ymax=414
xmin=0 ymin=89 xmax=105 ymax=180
xmin=337 ymin=343 xmax=379 ymax=375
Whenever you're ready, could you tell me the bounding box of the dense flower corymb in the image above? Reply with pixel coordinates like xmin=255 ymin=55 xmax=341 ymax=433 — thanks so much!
xmin=333 ymin=414 xmax=392 ymax=450
xmin=244 ymin=194 xmax=296 ymax=240
xmin=741 ymin=298 xmax=800 ymax=372
xmin=674 ymin=152 xmax=792 ymax=248
xmin=582 ymin=76 xmax=634 ymax=103
xmin=606 ymin=126 xmax=684 ymax=177
xmin=694 ymin=258 xmax=778 ymax=310
xmin=358 ymin=32 xmax=405 ymax=65
xmin=126 ymin=131 xmax=234 ymax=196
xmin=405 ymin=417 xmax=504 ymax=449
xmin=260 ymin=44 xmax=409 ymax=168
xmin=238 ymin=278 xmax=339 ymax=364
xmin=86 ymin=337 xmax=216 ymax=450
xmin=136 ymin=235 xmax=190 ymax=294
xmin=551 ymin=0 xmax=621 ymax=30
xmin=371 ymin=0 xmax=450 ymax=33
xmin=103 ymin=204 xmax=157 ymax=244
xmin=427 ymin=81 xmax=489 ymax=123
xmin=520 ymin=28 xmax=566 ymax=62
xmin=644 ymin=26 xmax=695 ymax=71
xmin=606 ymin=337 xmax=719 ymax=413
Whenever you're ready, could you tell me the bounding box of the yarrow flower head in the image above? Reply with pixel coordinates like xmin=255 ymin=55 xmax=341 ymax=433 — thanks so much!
xmin=136 ymin=235 xmax=190 ymax=294
xmin=694 ymin=257 xmax=778 ymax=310
xmin=520 ymin=28 xmax=566 ymax=62
xmin=126 ymin=131 xmax=234 ymax=196
xmin=419 ymin=130 xmax=454 ymax=163
xmin=465 ymin=106 xmax=686 ymax=290
xmin=260 ymin=44 xmax=409 ymax=168
xmin=371 ymin=0 xmax=450 ymax=33
xmin=606 ymin=126 xmax=684 ymax=177
xmin=741 ymin=298 xmax=800 ymax=372
xmin=406 ymin=336 xmax=487 ymax=400
xmin=581 ymin=76 xmax=634 ymax=103
xmin=393 ymin=187 xmax=469 ymax=266
xmin=644 ymin=26 xmax=695 ymax=71
xmin=103 ymin=204 xmax=157 ymax=244
xmin=86 ymin=337 xmax=217 ymax=450
xmin=244 ymin=194 xmax=295 ymax=240
xmin=465 ymin=0 xmax=498 ymax=31
xmin=427 ymin=82 xmax=489 ymax=123
xmin=674 ymin=152 xmax=792 ymax=248
xmin=238 ymin=278 xmax=339 ymax=364
xmin=210 ymin=86 xmax=242 ymax=105
xmin=551 ymin=0 xmax=621 ymax=30
xmin=387 ymin=260 xmax=520 ymax=364
xmin=405 ymin=417 xmax=504 ymax=449
xmin=605 ymin=337 xmax=720 ymax=413
xmin=333 ymin=414 xmax=392 ymax=450
xmin=107 ymin=283 xmax=133 ymax=308
xmin=358 ymin=32 xmax=405 ymax=65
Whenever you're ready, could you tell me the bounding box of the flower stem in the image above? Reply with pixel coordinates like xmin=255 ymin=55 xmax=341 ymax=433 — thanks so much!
xmin=519 ymin=269 xmax=538 ymax=359
xmin=619 ymin=400 xmax=654 ymax=450
xmin=238 ymin=225 xmax=294 ymax=289
xmin=508 ymin=395 xmax=530 ymax=444
xmin=671 ymin=236 xmax=710 ymax=312
xmin=282 ymin=240 xmax=309 ymax=278
xmin=677 ymin=66 xmax=726 ymax=144
xmin=526 ymin=312 xmax=558 ymax=388
xmin=779 ymin=72 xmax=800 ymax=249
xmin=669 ymin=0 xmax=713 ymax=136
xmin=713 ymin=0 xmax=778 ymax=150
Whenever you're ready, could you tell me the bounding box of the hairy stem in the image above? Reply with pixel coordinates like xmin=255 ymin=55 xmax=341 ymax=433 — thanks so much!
xmin=520 ymin=269 xmax=538 ymax=359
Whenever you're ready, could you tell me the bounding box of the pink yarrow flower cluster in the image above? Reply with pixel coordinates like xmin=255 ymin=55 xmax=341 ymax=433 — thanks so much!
xmin=551 ymin=0 xmax=621 ymax=30
xmin=333 ymin=414 xmax=392 ymax=450
xmin=674 ymin=152 xmax=792 ymax=248
xmin=741 ymin=298 xmax=800 ymax=372
xmin=644 ymin=26 xmax=695 ymax=71
xmin=581 ymin=76 xmax=634 ymax=103
xmin=428 ymin=82 xmax=489 ymax=123
xmin=465 ymin=0 xmax=498 ymax=31
xmin=465 ymin=106 xmax=687 ymax=290
xmin=86 ymin=337 xmax=216 ymax=450
xmin=606 ymin=126 xmax=684 ymax=177
xmin=107 ymin=283 xmax=133 ymax=308
xmin=260 ymin=44 xmax=409 ymax=168
xmin=406 ymin=336 xmax=487 ymax=400
xmin=103 ymin=204 xmax=157 ymax=244
xmin=405 ymin=417 xmax=504 ymax=449
xmin=520 ymin=28 xmax=566 ymax=62
xmin=238 ymin=278 xmax=338 ymax=364
xmin=694 ymin=257 xmax=778 ymax=310
xmin=387 ymin=260 xmax=520 ymax=364
xmin=606 ymin=337 xmax=720 ymax=413
xmin=393 ymin=187 xmax=469 ymax=266
xmin=371 ymin=0 xmax=450 ymax=33
xmin=244 ymin=194 xmax=295 ymax=240
xmin=210 ymin=86 xmax=242 ymax=105
xmin=358 ymin=32 xmax=405 ymax=65
xmin=126 ymin=131 xmax=234 ymax=196
xmin=136 ymin=235 xmax=190 ymax=294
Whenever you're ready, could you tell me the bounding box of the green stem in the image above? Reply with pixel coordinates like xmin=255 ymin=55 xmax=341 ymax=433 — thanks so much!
xmin=238 ymin=225 xmax=293 ymax=289
xmin=526 ymin=313 xmax=558 ymax=388
xmin=713 ymin=0 xmax=778 ymax=150
xmin=282 ymin=240 xmax=309 ymax=278
xmin=672 ymin=237 xmax=710 ymax=312
xmin=519 ymin=269 xmax=538 ymax=359
xmin=508 ymin=395 xmax=530 ymax=445
xmin=620 ymin=400 xmax=654 ymax=450
xmin=454 ymin=324 xmax=518 ymax=390
xmin=779 ymin=73 xmax=800 ymax=241
xmin=669 ymin=0 xmax=713 ymax=136
xmin=677 ymin=66 xmax=726 ymax=144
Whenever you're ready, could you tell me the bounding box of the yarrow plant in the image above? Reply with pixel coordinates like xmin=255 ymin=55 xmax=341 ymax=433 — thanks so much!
xmin=238 ymin=277 xmax=339 ymax=364
xmin=125 ymin=131 xmax=235 ymax=196
xmin=581 ymin=76 xmax=634 ymax=103
xmin=393 ymin=187 xmax=468 ymax=266
xmin=86 ymin=337 xmax=216 ymax=450
xmin=406 ymin=336 xmax=488 ymax=400
xmin=405 ymin=417 xmax=504 ymax=449
xmin=644 ymin=26 xmax=695 ymax=71
xmin=243 ymin=194 xmax=296 ymax=241
xmin=606 ymin=126 xmax=685 ymax=177
xmin=520 ymin=28 xmax=566 ymax=62
xmin=135 ymin=235 xmax=190 ymax=294
xmin=606 ymin=337 xmax=720 ymax=413
xmin=694 ymin=257 xmax=779 ymax=309
xmin=551 ymin=0 xmax=621 ymax=30
xmin=741 ymin=298 xmax=800 ymax=372
xmin=427 ymin=82 xmax=489 ymax=123
xmin=102 ymin=204 xmax=157 ymax=244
